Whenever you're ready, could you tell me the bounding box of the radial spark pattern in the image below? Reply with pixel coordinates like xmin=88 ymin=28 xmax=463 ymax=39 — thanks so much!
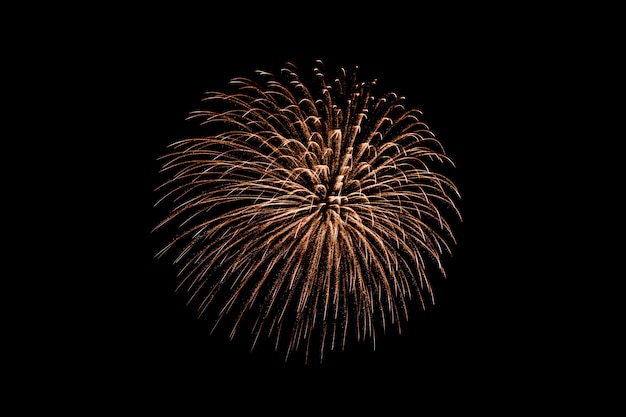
xmin=153 ymin=60 xmax=462 ymax=362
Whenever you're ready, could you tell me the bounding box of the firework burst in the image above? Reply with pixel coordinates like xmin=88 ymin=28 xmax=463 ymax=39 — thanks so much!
xmin=153 ymin=60 xmax=462 ymax=362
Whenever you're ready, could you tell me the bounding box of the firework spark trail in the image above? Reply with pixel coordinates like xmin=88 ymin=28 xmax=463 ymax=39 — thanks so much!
xmin=153 ymin=60 xmax=462 ymax=362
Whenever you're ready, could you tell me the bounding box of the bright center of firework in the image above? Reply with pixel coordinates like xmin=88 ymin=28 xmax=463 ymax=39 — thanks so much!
xmin=325 ymin=193 xmax=347 ymax=213
xmin=326 ymin=194 xmax=344 ymax=204
xmin=314 ymin=175 xmax=348 ymax=214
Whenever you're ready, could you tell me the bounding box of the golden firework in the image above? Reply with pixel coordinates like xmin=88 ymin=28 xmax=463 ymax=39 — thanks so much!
xmin=153 ymin=60 xmax=462 ymax=362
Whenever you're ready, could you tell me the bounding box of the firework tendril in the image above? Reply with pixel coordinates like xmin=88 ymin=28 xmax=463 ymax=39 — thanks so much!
xmin=153 ymin=60 xmax=462 ymax=362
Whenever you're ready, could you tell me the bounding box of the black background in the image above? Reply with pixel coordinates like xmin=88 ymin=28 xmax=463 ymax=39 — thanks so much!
xmin=39 ymin=4 xmax=620 ymax=413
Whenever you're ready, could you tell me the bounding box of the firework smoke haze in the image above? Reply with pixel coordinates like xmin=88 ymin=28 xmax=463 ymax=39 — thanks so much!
xmin=153 ymin=60 xmax=462 ymax=362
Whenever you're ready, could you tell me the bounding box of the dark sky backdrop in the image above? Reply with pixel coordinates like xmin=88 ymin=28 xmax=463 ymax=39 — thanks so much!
xmin=71 ymin=5 xmax=617 ymax=413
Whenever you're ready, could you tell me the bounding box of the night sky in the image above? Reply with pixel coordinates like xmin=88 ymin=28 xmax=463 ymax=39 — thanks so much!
xmin=62 ymin=5 xmax=617 ymax=413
